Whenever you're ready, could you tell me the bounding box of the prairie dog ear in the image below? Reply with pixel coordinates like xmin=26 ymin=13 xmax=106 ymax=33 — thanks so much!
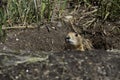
xmin=75 ymin=33 xmax=78 ymax=37
xmin=73 ymin=32 xmax=79 ymax=37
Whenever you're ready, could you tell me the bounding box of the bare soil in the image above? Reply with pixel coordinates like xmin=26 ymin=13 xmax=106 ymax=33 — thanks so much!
xmin=0 ymin=50 xmax=120 ymax=80
xmin=0 ymin=22 xmax=71 ymax=52
xmin=0 ymin=21 xmax=120 ymax=52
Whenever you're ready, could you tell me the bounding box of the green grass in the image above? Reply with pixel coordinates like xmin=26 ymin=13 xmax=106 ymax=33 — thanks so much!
xmin=78 ymin=0 xmax=120 ymax=21
xmin=96 ymin=0 xmax=120 ymax=21
xmin=0 ymin=0 xmax=67 ymax=26
xmin=0 ymin=0 xmax=120 ymax=27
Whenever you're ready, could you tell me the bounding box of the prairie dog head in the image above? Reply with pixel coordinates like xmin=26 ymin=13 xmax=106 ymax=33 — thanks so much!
xmin=65 ymin=32 xmax=83 ymax=46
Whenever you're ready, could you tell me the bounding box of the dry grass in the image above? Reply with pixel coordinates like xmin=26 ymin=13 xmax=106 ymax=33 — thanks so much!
xmin=0 ymin=0 xmax=120 ymax=35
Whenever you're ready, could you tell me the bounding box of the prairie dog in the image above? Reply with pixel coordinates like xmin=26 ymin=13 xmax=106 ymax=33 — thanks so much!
xmin=65 ymin=32 xmax=93 ymax=51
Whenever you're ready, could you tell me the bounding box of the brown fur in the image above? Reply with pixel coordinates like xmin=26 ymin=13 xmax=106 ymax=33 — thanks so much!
xmin=65 ymin=32 xmax=93 ymax=51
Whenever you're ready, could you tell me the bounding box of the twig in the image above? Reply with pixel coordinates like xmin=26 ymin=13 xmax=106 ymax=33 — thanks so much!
xmin=79 ymin=9 xmax=97 ymax=21
xmin=83 ymin=18 xmax=96 ymax=28
xmin=2 ymin=25 xmax=37 ymax=30
xmin=84 ymin=9 xmax=97 ymax=15
xmin=69 ymin=19 xmax=78 ymax=33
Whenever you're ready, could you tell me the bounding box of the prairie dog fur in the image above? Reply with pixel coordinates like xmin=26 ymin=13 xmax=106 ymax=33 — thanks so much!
xmin=65 ymin=32 xmax=93 ymax=51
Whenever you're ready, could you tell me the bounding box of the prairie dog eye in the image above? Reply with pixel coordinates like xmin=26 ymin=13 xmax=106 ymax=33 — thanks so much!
xmin=66 ymin=36 xmax=70 ymax=40
xmin=75 ymin=33 xmax=78 ymax=37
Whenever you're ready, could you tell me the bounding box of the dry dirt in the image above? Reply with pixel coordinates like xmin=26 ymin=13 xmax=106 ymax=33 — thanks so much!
xmin=0 ymin=50 xmax=120 ymax=80
xmin=0 ymin=21 xmax=120 ymax=52
xmin=0 ymin=21 xmax=119 ymax=80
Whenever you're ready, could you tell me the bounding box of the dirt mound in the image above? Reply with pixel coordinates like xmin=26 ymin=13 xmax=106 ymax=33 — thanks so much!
xmin=0 ymin=22 xmax=71 ymax=52
xmin=0 ymin=50 xmax=120 ymax=80
xmin=0 ymin=21 xmax=120 ymax=52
